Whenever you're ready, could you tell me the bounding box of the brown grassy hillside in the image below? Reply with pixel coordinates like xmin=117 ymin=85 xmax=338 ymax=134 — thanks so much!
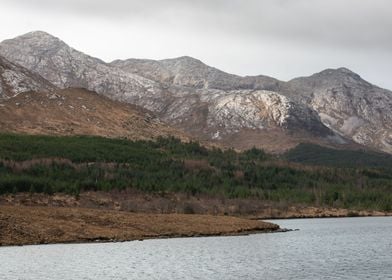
xmin=0 ymin=88 xmax=188 ymax=141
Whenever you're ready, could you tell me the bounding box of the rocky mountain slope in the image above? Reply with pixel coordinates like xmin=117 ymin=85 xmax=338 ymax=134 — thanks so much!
xmin=111 ymin=54 xmax=392 ymax=154
xmin=111 ymin=56 xmax=281 ymax=91
xmin=1 ymin=31 xmax=391 ymax=153
xmin=0 ymin=31 xmax=164 ymax=106
xmin=283 ymin=69 xmax=392 ymax=153
xmin=0 ymin=55 xmax=55 ymax=99
xmin=0 ymin=87 xmax=187 ymax=141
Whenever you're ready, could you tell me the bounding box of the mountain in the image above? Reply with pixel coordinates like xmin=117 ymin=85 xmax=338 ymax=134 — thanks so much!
xmin=1 ymin=31 xmax=391 ymax=153
xmin=111 ymin=56 xmax=333 ymax=142
xmin=0 ymin=55 xmax=55 ymax=99
xmin=111 ymin=56 xmax=281 ymax=91
xmin=283 ymin=69 xmax=392 ymax=153
xmin=0 ymin=31 xmax=168 ymax=112
xmin=0 ymin=43 xmax=187 ymax=141
xmin=0 ymin=87 xmax=188 ymax=141
xmin=111 ymin=56 xmax=392 ymax=153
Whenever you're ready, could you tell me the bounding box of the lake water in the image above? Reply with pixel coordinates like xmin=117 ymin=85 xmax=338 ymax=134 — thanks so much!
xmin=1 ymin=217 xmax=391 ymax=279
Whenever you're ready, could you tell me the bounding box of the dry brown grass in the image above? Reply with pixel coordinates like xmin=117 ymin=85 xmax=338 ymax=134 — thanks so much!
xmin=0 ymin=205 xmax=279 ymax=246
xmin=2 ymin=192 xmax=389 ymax=221
xmin=0 ymin=88 xmax=189 ymax=141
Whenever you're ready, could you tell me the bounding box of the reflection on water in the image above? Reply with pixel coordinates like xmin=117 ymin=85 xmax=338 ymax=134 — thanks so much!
xmin=1 ymin=217 xmax=391 ymax=280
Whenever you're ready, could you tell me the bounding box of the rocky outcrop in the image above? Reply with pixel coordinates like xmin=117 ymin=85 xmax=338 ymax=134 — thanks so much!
xmin=0 ymin=55 xmax=55 ymax=99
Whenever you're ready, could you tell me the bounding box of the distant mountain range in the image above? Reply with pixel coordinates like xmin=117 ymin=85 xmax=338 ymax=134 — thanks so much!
xmin=1 ymin=31 xmax=391 ymax=153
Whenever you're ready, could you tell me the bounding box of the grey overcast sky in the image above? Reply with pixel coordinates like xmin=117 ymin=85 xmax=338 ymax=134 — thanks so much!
xmin=0 ymin=0 xmax=391 ymax=89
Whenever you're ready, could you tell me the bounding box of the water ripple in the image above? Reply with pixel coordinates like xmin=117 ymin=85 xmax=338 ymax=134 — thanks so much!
xmin=0 ymin=217 xmax=391 ymax=280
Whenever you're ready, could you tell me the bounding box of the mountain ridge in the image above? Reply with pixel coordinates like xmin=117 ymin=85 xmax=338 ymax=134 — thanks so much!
xmin=1 ymin=31 xmax=391 ymax=153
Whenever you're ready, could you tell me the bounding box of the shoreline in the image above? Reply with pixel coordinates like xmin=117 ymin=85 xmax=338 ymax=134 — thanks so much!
xmin=262 ymin=214 xmax=392 ymax=220
xmin=2 ymin=229 xmax=282 ymax=248
xmin=1 ymin=203 xmax=388 ymax=247
xmin=246 ymin=205 xmax=391 ymax=220
xmin=0 ymin=205 xmax=279 ymax=247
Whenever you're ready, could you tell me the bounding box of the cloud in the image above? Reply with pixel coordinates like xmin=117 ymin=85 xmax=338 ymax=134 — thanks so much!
xmin=0 ymin=0 xmax=391 ymax=89
xmin=5 ymin=0 xmax=392 ymax=50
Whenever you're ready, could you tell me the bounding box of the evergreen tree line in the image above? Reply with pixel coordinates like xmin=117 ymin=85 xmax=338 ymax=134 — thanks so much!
xmin=0 ymin=134 xmax=390 ymax=211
